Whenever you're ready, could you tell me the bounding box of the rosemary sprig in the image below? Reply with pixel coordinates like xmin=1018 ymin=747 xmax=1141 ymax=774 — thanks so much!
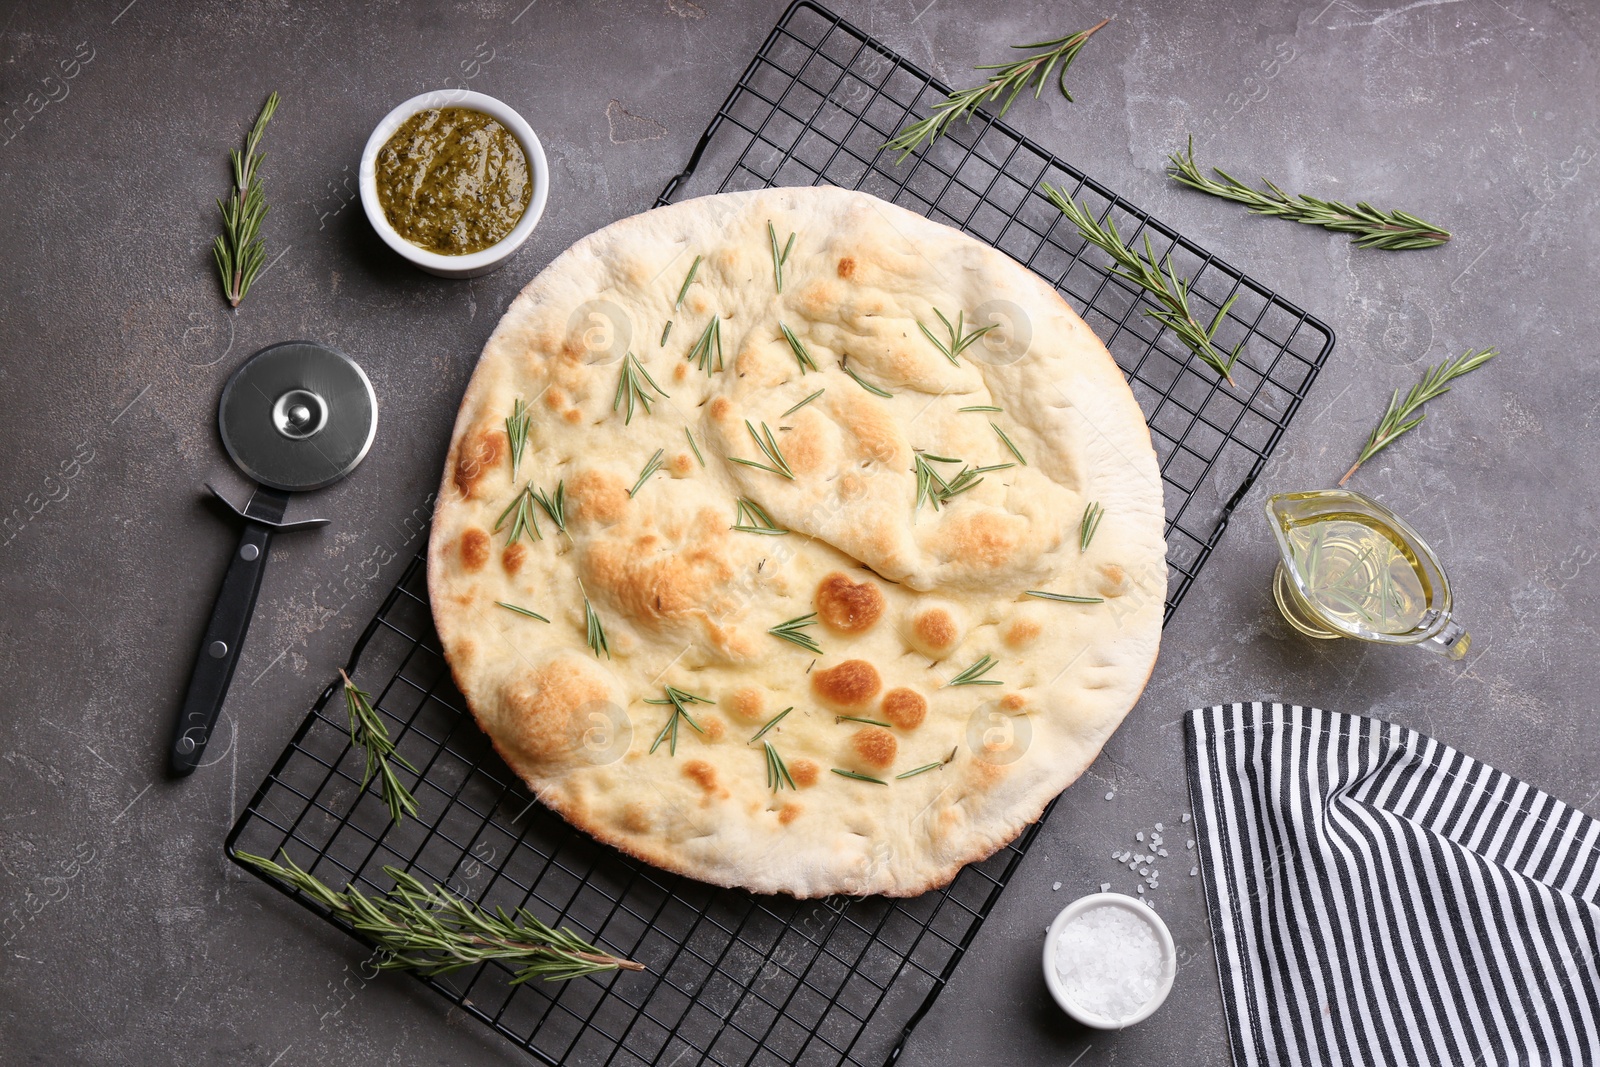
xmin=685 ymin=317 xmax=724 ymax=376
xmin=991 ymin=423 xmax=1028 ymax=466
xmin=1167 ymin=136 xmax=1451 ymax=251
xmin=841 ymin=359 xmax=893 ymax=398
xmin=783 ymin=389 xmax=825 ymax=416
xmin=505 ymin=398 xmax=531 ymax=481
xmin=728 ymin=420 xmax=796 ymax=480
xmin=918 ymin=308 xmax=997 ymax=365
xmin=768 ymin=612 xmax=822 ymax=654
xmin=913 ymin=454 xmax=1012 ymax=511
xmin=946 ymin=655 xmax=1002 ymax=687
xmin=779 ymin=323 xmax=819 ymax=374
xmin=493 ymin=485 xmax=542 ymax=545
xmin=684 ymin=427 xmax=705 ymax=467
xmin=580 ymin=584 xmax=610 ymax=660
xmin=646 ymin=685 xmax=713 ymax=755
xmin=958 ymin=405 xmax=1003 ymax=413
xmin=495 ymin=601 xmax=551 ymax=622
xmin=1025 ymin=590 xmax=1105 ymax=604
xmin=213 ymin=91 xmax=280 ymax=307
xmin=629 ymin=448 xmax=666 ymax=497
xmin=235 ymin=850 xmax=643 ymax=982
xmin=661 ymin=321 xmax=672 ymax=346
xmin=831 ymin=768 xmax=888 ymax=785
xmin=768 ymin=222 xmax=796 ymax=293
xmin=733 ymin=497 xmax=788 ymax=535
xmin=530 ymin=481 xmax=567 ymax=535
xmin=883 ymin=19 xmax=1111 ymax=161
xmin=1339 ymin=347 xmax=1498 ymax=486
xmin=613 ymin=353 xmax=669 ymax=424
xmin=1044 ymin=184 xmax=1243 ymax=387
xmin=764 ymin=742 xmax=798 ymax=791
xmin=1079 ymin=501 xmax=1104 ymax=550
xmin=836 ymin=715 xmax=892 ymax=727
xmin=340 ymin=670 xmax=418 ymax=825
xmin=896 ymin=747 xmax=958 ymax=780
xmin=748 ymin=707 xmax=793 ymax=743
xmin=675 ymin=255 xmax=702 ymax=309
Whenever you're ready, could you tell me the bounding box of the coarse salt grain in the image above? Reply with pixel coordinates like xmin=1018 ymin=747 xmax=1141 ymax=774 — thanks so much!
xmin=1190 ymin=866 xmax=1198 ymax=876
xmin=1053 ymin=881 xmax=1062 ymax=891
xmin=1135 ymin=831 xmax=1145 ymax=841
xmin=1100 ymin=883 xmax=1111 ymax=892
xmin=1154 ymin=822 xmax=1163 ymax=831
xmin=1187 ymin=840 xmax=1195 ymax=850
xmin=1105 ymin=792 xmax=1114 ymax=801
xmin=1054 ymin=904 xmax=1164 ymax=1023
xmin=1182 ymin=813 xmax=1190 ymax=823
xmin=1136 ymin=885 xmax=1144 ymax=894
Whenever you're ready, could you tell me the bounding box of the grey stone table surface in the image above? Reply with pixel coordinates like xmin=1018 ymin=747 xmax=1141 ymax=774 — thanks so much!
xmin=1 ymin=0 xmax=1595 ymax=1063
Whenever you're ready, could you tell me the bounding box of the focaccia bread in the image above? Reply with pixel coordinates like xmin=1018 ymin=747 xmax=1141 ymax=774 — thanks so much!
xmin=428 ymin=187 xmax=1164 ymax=897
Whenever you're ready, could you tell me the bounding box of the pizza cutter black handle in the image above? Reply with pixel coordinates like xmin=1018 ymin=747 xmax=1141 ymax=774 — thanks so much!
xmin=168 ymin=520 xmax=276 ymax=776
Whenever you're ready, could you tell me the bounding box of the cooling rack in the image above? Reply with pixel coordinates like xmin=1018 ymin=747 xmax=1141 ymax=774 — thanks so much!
xmin=226 ymin=3 xmax=1332 ymax=1064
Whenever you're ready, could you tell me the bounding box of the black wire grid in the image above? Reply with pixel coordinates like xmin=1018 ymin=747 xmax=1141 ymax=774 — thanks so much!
xmin=226 ymin=3 xmax=1332 ymax=1065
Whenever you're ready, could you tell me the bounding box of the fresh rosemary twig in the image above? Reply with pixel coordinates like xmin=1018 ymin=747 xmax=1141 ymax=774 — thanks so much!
xmin=580 ymin=583 xmax=610 ymax=660
xmin=733 ymin=497 xmax=788 ymax=536
xmin=496 ymin=601 xmax=551 ymax=622
xmin=646 ymin=685 xmax=713 ymax=755
xmin=830 ymin=768 xmax=888 ymax=785
xmin=235 ymin=850 xmax=643 ymax=982
xmin=505 ymin=398 xmax=531 ymax=481
xmin=1167 ymin=136 xmax=1451 ymax=251
xmin=883 ymin=19 xmax=1111 ymax=161
xmin=686 ymin=317 xmax=724 ymax=376
xmin=783 ymin=389 xmax=825 ymax=417
xmin=769 ymin=612 xmax=822 ymax=654
xmin=494 ymin=485 xmax=542 ymax=545
xmin=841 ymin=359 xmax=893 ymax=398
xmin=779 ymin=323 xmax=819 ymax=374
xmin=613 ymin=353 xmax=669 ymax=424
xmin=914 ymin=454 xmax=1000 ymax=511
xmin=1079 ymin=501 xmax=1104 ymax=551
xmin=946 ymin=655 xmax=1002 ymax=687
xmin=1339 ymin=347 xmax=1498 ymax=486
xmin=764 ymin=742 xmax=797 ymax=791
xmin=728 ymin=420 xmax=796 ymax=480
xmin=213 ymin=92 xmax=280 ymax=307
xmin=958 ymin=405 xmax=1003 ymax=413
xmin=629 ymin=448 xmax=666 ymax=497
xmin=684 ymin=428 xmax=705 ymax=467
xmin=675 ymin=255 xmax=702 ymax=309
xmin=748 ymin=707 xmax=793 ymax=744
xmin=918 ymin=308 xmax=996 ymax=365
xmin=1025 ymin=590 xmax=1105 ymax=604
xmin=991 ymin=423 xmax=1028 ymax=466
xmin=661 ymin=321 xmax=672 ymax=346
xmin=340 ymin=670 xmax=418 ymax=825
xmin=896 ymin=747 xmax=958 ymax=780
xmin=836 ymin=715 xmax=892 ymax=727
xmin=768 ymin=222 xmax=796 ymax=293
xmin=1044 ymin=184 xmax=1243 ymax=387
xmin=530 ymin=481 xmax=567 ymax=535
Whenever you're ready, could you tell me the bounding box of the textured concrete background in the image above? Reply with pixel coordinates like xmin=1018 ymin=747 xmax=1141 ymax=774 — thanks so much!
xmin=1 ymin=0 xmax=1596 ymax=1063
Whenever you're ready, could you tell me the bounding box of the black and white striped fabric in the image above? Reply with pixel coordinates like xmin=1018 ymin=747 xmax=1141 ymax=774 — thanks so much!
xmin=1185 ymin=702 xmax=1600 ymax=1067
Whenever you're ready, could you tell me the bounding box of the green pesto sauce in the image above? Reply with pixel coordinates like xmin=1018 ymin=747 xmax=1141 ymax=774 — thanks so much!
xmin=376 ymin=107 xmax=531 ymax=256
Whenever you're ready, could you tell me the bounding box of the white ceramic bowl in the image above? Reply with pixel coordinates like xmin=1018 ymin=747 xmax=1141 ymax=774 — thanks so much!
xmin=1042 ymin=892 xmax=1176 ymax=1029
xmin=359 ymin=90 xmax=549 ymax=279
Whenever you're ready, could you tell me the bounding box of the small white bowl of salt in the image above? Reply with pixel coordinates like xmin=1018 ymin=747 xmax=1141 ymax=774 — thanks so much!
xmin=1043 ymin=892 xmax=1176 ymax=1029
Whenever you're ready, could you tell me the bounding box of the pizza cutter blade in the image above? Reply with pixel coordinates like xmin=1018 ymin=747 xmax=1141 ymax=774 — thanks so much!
xmin=168 ymin=341 xmax=377 ymax=777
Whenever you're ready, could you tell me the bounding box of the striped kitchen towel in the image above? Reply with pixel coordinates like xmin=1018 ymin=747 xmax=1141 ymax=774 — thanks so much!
xmin=1185 ymin=702 xmax=1600 ymax=1067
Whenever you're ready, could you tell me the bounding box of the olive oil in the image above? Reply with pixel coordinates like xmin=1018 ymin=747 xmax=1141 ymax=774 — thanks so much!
xmin=1282 ymin=514 xmax=1431 ymax=636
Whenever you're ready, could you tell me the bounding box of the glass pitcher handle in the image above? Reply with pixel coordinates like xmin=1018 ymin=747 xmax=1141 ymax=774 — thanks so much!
xmin=1420 ymin=611 xmax=1471 ymax=660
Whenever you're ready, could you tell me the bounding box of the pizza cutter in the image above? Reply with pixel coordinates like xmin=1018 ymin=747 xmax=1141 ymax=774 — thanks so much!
xmin=168 ymin=341 xmax=377 ymax=777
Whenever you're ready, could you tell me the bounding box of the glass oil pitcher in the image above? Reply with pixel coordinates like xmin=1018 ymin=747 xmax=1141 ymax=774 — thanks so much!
xmin=1265 ymin=489 xmax=1470 ymax=659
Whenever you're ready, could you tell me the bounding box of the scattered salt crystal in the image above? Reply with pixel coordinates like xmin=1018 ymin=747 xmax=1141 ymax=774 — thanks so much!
xmin=1104 ymin=792 xmax=1114 ymax=801
xmin=1135 ymin=831 xmax=1145 ymax=841
xmin=1053 ymin=904 xmax=1164 ymax=1023
xmin=1128 ymin=861 xmax=1138 ymax=870
xmin=1138 ymin=867 xmax=1148 ymax=876
xmin=1158 ymin=849 xmax=1168 ymax=857
xmin=1150 ymin=870 xmax=1159 ymax=879
xmin=1150 ymin=881 xmax=1158 ymax=888
xmin=1181 ymin=813 xmax=1190 ymax=823
xmin=1151 ymin=834 xmax=1162 ymax=846
xmin=1154 ymin=822 xmax=1163 ymax=832
xmin=1187 ymin=840 xmax=1195 ymax=850
xmin=1136 ymin=885 xmax=1144 ymax=894
xmin=1100 ymin=883 xmax=1111 ymax=892
xmin=1190 ymin=866 xmax=1198 ymax=877
xmin=1053 ymin=881 xmax=1062 ymax=891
